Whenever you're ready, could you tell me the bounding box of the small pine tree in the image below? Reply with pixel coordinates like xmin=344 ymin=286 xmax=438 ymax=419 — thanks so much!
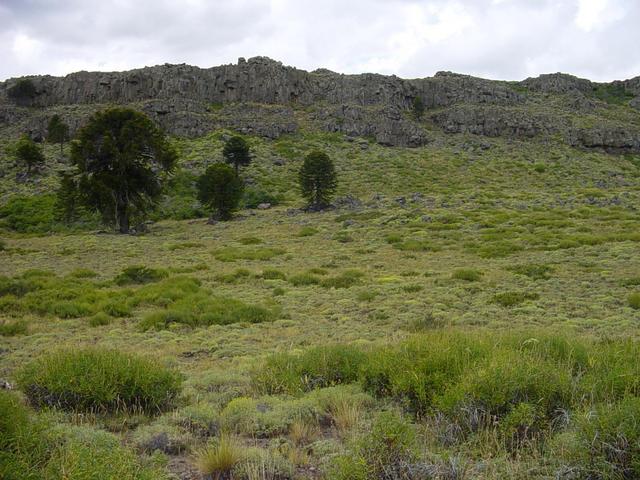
xmin=197 ymin=163 xmax=244 ymax=221
xmin=222 ymin=136 xmax=251 ymax=176
xmin=7 ymin=78 xmax=37 ymax=106
xmin=412 ymin=96 xmax=425 ymax=120
xmin=299 ymin=150 xmax=337 ymax=210
xmin=55 ymin=173 xmax=81 ymax=224
xmin=14 ymin=134 xmax=45 ymax=174
xmin=47 ymin=115 xmax=70 ymax=158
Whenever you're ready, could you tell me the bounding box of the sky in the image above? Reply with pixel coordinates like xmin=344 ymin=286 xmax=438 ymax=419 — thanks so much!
xmin=0 ymin=0 xmax=638 ymax=82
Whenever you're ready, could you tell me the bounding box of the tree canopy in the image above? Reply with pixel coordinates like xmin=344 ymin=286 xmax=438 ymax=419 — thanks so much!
xmin=14 ymin=134 xmax=44 ymax=174
xmin=47 ymin=115 xmax=70 ymax=157
xmin=7 ymin=79 xmax=37 ymax=106
xmin=222 ymin=136 xmax=251 ymax=175
xmin=67 ymin=107 xmax=177 ymax=233
xmin=299 ymin=150 xmax=337 ymax=210
xmin=197 ymin=163 xmax=244 ymax=221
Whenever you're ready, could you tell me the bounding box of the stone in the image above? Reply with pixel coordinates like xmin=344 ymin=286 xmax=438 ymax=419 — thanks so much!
xmin=257 ymin=203 xmax=271 ymax=209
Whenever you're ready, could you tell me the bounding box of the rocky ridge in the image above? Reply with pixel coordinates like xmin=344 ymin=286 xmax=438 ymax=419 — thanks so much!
xmin=1 ymin=56 xmax=639 ymax=151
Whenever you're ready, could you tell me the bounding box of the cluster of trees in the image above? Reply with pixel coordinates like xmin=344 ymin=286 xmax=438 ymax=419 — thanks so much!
xmin=25 ymin=107 xmax=339 ymax=234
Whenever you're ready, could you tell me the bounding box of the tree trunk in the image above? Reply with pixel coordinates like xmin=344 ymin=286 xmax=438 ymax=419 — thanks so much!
xmin=117 ymin=205 xmax=129 ymax=234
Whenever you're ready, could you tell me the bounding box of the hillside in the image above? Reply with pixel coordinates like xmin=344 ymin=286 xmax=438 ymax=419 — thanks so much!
xmin=1 ymin=59 xmax=640 ymax=480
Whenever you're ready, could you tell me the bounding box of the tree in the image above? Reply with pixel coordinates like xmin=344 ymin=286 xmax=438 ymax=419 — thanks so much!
xmin=222 ymin=136 xmax=251 ymax=176
xmin=299 ymin=150 xmax=337 ymax=210
xmin=67 ymin=107 xmax=177 ymax=233
xmin=7 ymin=78 xmax=37 ymax=106
xmin=47 ymin=115 xmax=69 ymax=158
xmin=412 ymin=96 xmax=425 ymax=120
xmin=197 ymin=163 xmax=244 ymax=221
xmin=14 ymin=134 xmax=45 ymax=174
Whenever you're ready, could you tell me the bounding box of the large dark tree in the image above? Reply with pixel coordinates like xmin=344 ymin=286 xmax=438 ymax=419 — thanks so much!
xmin=14 ymin=134 xmax=45 ymax=174
xmin=7 ymin=79 xmax=37 ymax=106
xmin=68 ymin=108 xmax=177 ymax=233
xmin=47 ymin=115 xmax=70 ymax=158
xmin=222 ymin=136 xmax=251 ymax=176
xmin=197 ymin=163 xmax=244 ymax=221
xmin=299 ymin=150 xmax=337 ymax=210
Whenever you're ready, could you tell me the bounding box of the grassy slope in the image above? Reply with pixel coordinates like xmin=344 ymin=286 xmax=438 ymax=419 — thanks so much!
xmin=1 ymin=121 xmax=640 ymax=478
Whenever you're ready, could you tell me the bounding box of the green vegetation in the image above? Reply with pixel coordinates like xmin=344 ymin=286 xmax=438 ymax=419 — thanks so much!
xmin=7 ymin=78 xmax=37 ymax=105
xmin=65 ymin=107 xmax=177 ymax=233
xmin=197 ymin=163 xmax=244 ymax=220
xmin=14 ymin=134 xmax=45 ymax=174
xmin=17 ymin=348 xmax=182 ymax=413
xmin=222 ymin=135 xmax=251 ymax=175
xmin=299 ymin=150 xmax=338 ymax=209
xmin=46 ymin=115 xmax=69 ymax=157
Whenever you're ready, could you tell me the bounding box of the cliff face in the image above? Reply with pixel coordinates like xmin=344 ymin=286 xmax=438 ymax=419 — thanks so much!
xmin=1 ymin=56 xmax=639 ymax=151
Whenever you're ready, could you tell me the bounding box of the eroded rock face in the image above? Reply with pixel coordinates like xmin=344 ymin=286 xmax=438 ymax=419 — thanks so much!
xmin=1 ymin=57 xmax=639 ymax=151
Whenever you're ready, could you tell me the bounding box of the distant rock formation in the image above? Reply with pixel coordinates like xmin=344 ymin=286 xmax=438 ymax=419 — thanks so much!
xmin=1 ymin=57 xmax=639 ymax=151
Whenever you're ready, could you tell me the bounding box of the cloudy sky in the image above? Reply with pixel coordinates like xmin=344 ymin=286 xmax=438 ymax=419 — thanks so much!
xmin=1 ymin=0 xmax=638 ymax=82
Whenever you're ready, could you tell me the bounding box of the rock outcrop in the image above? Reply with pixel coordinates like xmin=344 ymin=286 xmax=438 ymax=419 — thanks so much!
xmin=1 ymin=56 xmax=639 ymax=151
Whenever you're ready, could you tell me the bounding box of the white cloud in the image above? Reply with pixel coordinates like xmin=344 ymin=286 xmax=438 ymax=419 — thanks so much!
xmin=0 ymin=0 xmax=638 ymax=82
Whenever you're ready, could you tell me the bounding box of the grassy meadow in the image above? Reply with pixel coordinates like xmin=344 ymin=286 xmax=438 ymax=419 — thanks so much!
xmin=2 ymin=126 xmax=640 ymax=479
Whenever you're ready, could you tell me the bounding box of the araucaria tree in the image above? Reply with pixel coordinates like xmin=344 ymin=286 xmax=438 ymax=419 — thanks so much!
xmin=223 ymin=136 xmax=251 ymax=175
xmin=47 ymin=115 xmax=69 ymax=157
xmin=299 ymin=150 xmax=337 ymax=210
xmin=197 ymin=163 xmax=244 ymax=221
xmin=14 ymin=134 xmax=45 ymax=174
xmin=68 ymin=108 xmax=177 ymax=233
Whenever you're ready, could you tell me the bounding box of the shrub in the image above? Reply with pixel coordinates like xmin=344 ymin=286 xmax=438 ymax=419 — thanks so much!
xmin=575 ymin=397 xmax=640 ymax=478
xmin=628 ymin=293 xmax=640 ymax=310
xmin=508 ymin=263 xmax=553 ymax=280
xmin=241 ymin=185 xmax=280 ymax=209
xmin=215 ymin=268 xmax=252 ymax=284
xmin=238 ymin=236 xmax=262 ymax=245
xmin=330 ymin=411 xmax=417 ymax=480
xmin=394 ymin=239 xmax=436 ymax=252
xmin=0 ymin=319 xmax=28 ymax=336
xmin=17 ymin=348 xmax=182 ymax=413
xmin=452 ymin=269 xmax=483 ymax=282
xmin=195 ymin=434 xmax=245 ymax=477
xmin=254 ymin=345 xmax=367 ymax=395
xmin=214 ymin=247 xmax=285 ymax=262
xmin=139 ymin=294 xmax=276 ymax=330
xmin=297 ymin=226 xmax=318 ymax=237
xmin=320 ymin=270 xmax=364 ymax=289
xmin=476 ymin=241 xmax=523 ymax=258
xmin=7 ymin=78 xmax=37 ymax=105
xmin=260 ymin=268 xmax=287 ymax=280
xmin=401 ymin=284 xmax=423 ymax=293
xmin=0 ymin=238 xmax=5 ymax=251
xmin=289 ymin=273 xmax=321 ymax=286
xmin=114 ymin=265 xmax=168 ymax=285
xmin=492 ymin=291 xmax=539 ymax=307
xmin=88 ymin=312 xmax=112 ymax=327
xmin=0 ymin=195 xmax=57 ymax=233
xmin=14 ymin=134 xmax=45 ymax=174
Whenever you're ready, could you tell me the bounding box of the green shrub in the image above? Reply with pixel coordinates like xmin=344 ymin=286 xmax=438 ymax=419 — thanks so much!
xmin=0 ymin=195 xmax=57 ymax=233
xmin=330 ymin=411 xmax=416 ymax=480
xmin=628 ymin=293 xmax=640 ymax=310
xmin=139 ymin=294 xmax=276 ymax=330
xmin=575 ymin=397 xmax=640 ymax=478
xmin=195 ymin=434 xmax=245 ymax=477
xmin=289 ymin=273 xmax=321 ymax=286
xmin=452 ymin=269 xmax=483 ymax=282
xmin=214 ymin=247 xmax=285 ymax=262
xmin=476 ymin=241 xmax=523 ymax=258
xmin=492 ymin=291 xmax=539 ymax=307
xmin=238 ymin=236 xmax=262 ymax=245
xmin=385 ymin=233 xmax=403 ymax=244
xmin=320 ymin=270 xmax=364 ymax=289
xmin=297 ymin=226 xmax=318 ymax=237
xmin=254 ymin=345 xmax=367 ymax=395
xmin=508 ymin=263 xmax=553 ymax=280
xmin=394 ymin=239 xmax=435 ymax=252
xmin=215 ymin=268 xmax=252 ymax=284
xmin=0 ymin=238 xmax=6 ymax=251
xmin=17 ymin=348 xmax=182 ymax=413
xmin=533 ymin=163 xmax=546 ymax=173
xmin=0 ymin=319 xmax=28 ymax=336
xmin=88 ymin=312 xmax=112 ymax=327
xmin=241 ymin=186 xmax=281 ymax=209
xmin=401 ymin=284 xmax=423 ymax=293
xmin=260 ymin=268 xmax=286 ymax=280
xmin=114 ymin=266 xmax=168 ymax=286
xmin=356 ymin=290 xmax=378 ymax=302
xmin=621 ymin=277 xmax=640 ymax=287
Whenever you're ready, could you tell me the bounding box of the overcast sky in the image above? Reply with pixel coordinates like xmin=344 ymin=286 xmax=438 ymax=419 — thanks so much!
xmin=1 ymin=0 xmax=638 ymax=82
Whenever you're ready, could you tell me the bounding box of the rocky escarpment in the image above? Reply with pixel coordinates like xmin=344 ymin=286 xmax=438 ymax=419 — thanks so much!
xmin=1 ymin=57 xmax=639 ymax=151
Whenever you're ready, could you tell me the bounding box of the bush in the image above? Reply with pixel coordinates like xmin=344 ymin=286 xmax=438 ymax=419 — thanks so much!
xmin=452 ymin=269 xmax=483 ymax=282
xmin=241 ymin=186 xmax=280 ymax=209
xmin=289 ymin=273 xmax=321 ymax=286
xmin=330 ymin=411 xmax=416 ymax=480
xmin=575 ymin=397 xmax=640 ymax=478
xmin=238 ymin=236 xmax=262 ymax=245
xmin=0 ymin=238 xmax=6 ymax=251
xmin=197 ymin=163 xmax=243 ymax=220
xmin=260 ymin=268 xmax=287 ymax=280
xmin=0 ymin=195 xmax=57 ymax=233
xmin=254 ymin=345 xmax=367 ymax=395
xmin=0 ymin=319 xmax=28 ymax=336
xmin=195 ymin=434 xmax=245 ymax=477
xmin=320 ymin=270 xmax=364 ymax=289
xmin=492 ymin=291 xmax=539 ymax=307
xmin=628 ymin=293 xmax=640 ymax=310
xmin=508 ymin=263 xmax=553 ymax=280
xmin=214 ymin=246 xmax=285 ymax=262
xmin=114 ymin=265 xmax=168 ymax=286
xmin=17 ymin=348 xmax=182 ymax=413
xmin=297 ymin=226 xmax=318 ymax=237
xmin=88 ymin=312 xmax=112 ymax=327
